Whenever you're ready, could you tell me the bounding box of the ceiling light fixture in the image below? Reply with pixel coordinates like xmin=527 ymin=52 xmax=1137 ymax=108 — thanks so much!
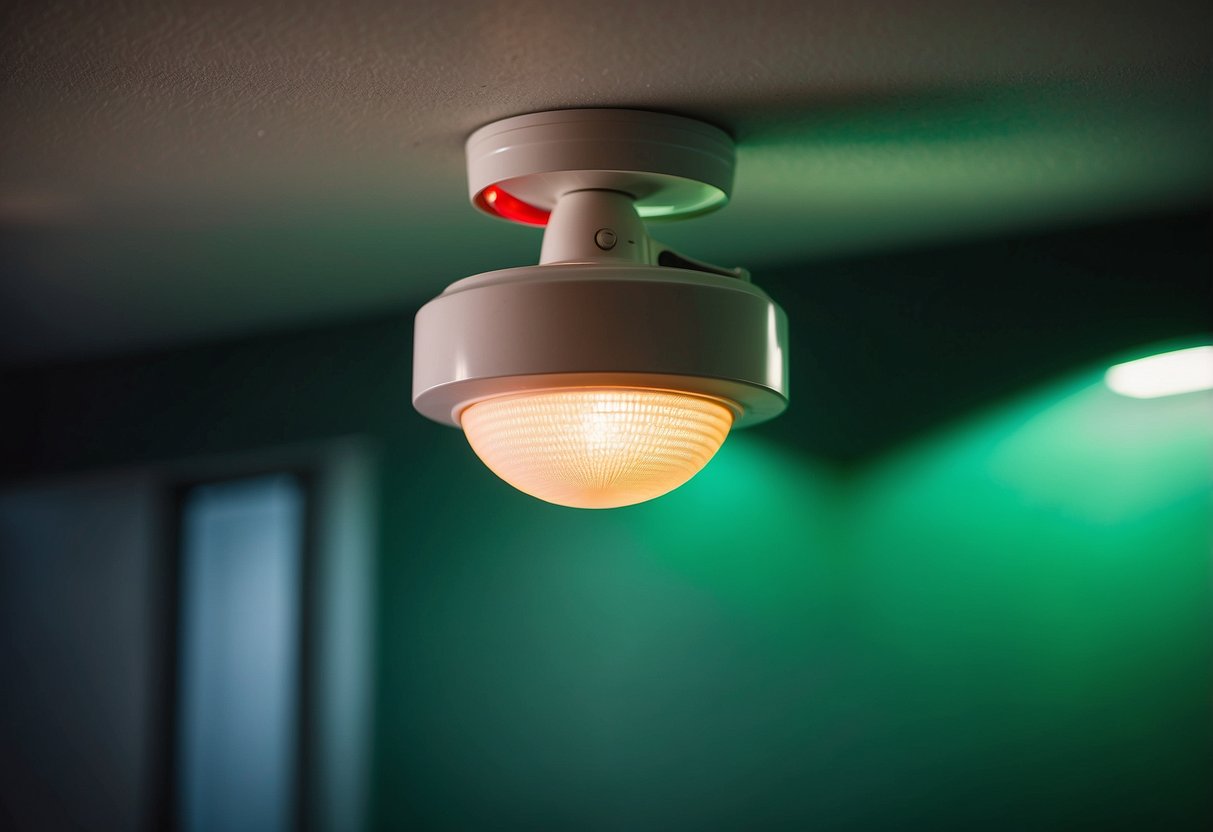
xmin=1105 ymin=345 xmax=1213 ymax=399
xmin=413 ymin=109 xmax=789 ymax=508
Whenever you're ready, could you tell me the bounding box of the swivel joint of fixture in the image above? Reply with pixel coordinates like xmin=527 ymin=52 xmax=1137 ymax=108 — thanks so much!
xmin=540 ymin=188 xmax=750 ymax=280
xmin=540 ymin=190 xmax=652 ymax=265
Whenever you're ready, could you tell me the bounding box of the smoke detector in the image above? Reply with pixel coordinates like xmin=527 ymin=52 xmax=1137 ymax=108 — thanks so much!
xmin=413 ymin=109 xmax=789 ymax=509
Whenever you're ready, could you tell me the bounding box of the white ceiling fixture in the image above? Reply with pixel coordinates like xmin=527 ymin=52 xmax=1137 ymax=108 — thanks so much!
xmin=413 ymin=109 xmax=789 ymax=508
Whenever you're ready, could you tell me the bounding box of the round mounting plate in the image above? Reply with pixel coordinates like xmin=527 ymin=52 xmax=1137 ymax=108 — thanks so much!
xmin=466 ymin=109 xmax=735 ymax=226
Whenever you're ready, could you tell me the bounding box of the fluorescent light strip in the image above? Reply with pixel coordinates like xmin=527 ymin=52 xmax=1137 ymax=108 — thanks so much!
xmin=1105 ymin=345 xmax=1213 ymax=399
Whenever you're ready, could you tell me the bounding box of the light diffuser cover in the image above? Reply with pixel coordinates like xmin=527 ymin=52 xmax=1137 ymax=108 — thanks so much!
xmin=461 ymin=388 xmax=734 ymax=508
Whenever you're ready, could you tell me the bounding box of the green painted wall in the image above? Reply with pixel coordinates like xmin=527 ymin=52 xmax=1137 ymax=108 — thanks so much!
xmin=375 ymin=357 xmax=1211 ymax=830
xmin=3 ymin=212 xmax=1209 ymax=830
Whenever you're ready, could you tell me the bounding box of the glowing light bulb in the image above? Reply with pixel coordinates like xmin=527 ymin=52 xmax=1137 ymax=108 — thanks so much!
xmin=1106 ymin=345 xmax=1213 ymax=399
xmin=460 ymin=388 xmax=734 ymax=509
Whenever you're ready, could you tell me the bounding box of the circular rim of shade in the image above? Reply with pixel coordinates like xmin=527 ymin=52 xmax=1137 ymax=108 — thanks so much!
xmin=413 ymin=265 xmax=789 ymax=430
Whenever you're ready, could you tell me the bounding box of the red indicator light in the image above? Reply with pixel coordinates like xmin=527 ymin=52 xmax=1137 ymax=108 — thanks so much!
xmin=477 ymin=185 xmax=550 ymax=226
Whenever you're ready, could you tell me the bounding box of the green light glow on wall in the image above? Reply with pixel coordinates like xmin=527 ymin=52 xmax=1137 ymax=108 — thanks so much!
xmin=377 ymin=341 xmax=1212 ymax=828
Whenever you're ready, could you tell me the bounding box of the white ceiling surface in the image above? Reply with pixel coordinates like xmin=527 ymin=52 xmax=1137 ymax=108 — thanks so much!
xmin=1 ymin=0 xmax=1209 ymax=363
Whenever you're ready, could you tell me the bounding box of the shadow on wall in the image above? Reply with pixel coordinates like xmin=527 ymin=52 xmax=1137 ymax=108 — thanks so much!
xmin=750 ymin=208 xmax=1212 ymax=462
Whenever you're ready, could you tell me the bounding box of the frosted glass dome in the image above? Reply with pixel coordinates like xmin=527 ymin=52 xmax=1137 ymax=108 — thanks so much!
xmin=460 ymin=388 xmax=734 ymax=509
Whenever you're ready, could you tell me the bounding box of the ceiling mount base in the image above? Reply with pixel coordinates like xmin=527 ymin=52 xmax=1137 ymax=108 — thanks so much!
xmin=466 ymin=109 xmax=735 ymax=226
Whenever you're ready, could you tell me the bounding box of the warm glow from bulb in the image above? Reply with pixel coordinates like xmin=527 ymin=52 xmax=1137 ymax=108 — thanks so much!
xmin=461 ymin=388 xmax=734 ymax=509
xmin=1106 ymin=345 xmax=1213 ymax=399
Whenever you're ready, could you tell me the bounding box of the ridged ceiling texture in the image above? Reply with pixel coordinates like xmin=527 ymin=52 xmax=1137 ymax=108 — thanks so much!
xmin=1 ymin=0 xmax=1209 ymax=362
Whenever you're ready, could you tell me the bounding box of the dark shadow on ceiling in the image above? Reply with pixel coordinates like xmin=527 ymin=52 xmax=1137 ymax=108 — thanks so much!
xmin=749 ymin=204 xmax=1212 ymax=464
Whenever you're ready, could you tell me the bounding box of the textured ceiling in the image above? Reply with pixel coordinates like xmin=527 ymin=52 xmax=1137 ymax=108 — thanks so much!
xmin=1 ymin=0 xmax=1210 ymax=364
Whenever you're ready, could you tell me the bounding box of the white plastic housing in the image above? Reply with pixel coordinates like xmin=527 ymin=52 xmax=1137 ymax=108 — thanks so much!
xmin=412 ymin=264 xmax=789 ymax=428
